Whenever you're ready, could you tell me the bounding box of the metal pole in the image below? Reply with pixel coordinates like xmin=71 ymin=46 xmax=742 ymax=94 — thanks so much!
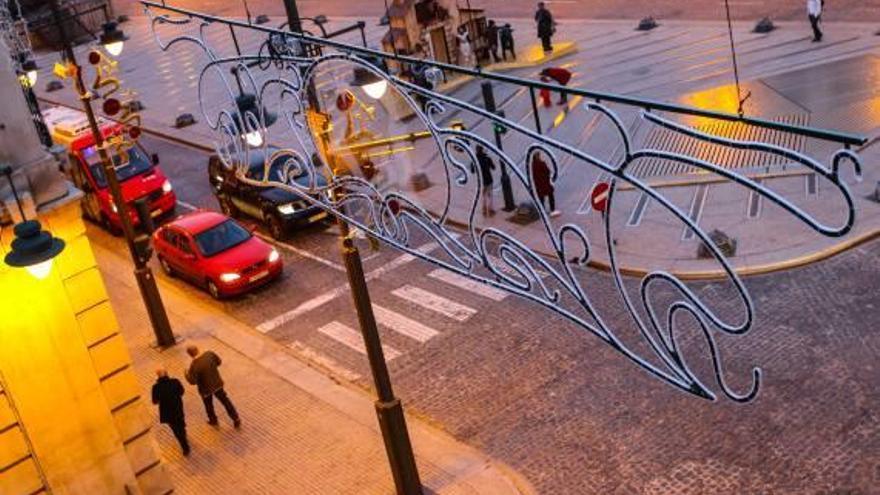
xmin=337 ymin=219 xmax=423 ymax=495
xmin=529 ymin=86 xmax=543 ymax=135
xmin=480 ymin=81 xmax=515 ymax=210
xmin=281 ymin=0 xmax=320 ymax=110
xmin=51 ymin=0 xmax=175 ymax=347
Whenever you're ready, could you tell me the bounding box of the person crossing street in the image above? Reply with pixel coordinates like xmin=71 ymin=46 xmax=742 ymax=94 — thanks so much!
xmin=540 ymin=67 xmax=573 ymax=104
xmin=808 ymin=0 xmax=824 ymax=41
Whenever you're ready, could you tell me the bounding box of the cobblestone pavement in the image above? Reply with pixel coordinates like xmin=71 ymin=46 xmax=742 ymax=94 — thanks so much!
xmin=114 ymin=0 xmax=880 ymax=23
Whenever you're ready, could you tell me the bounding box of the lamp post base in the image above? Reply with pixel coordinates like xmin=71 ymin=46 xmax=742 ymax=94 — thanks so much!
xmin=375 ymin=398 xmax=423 ymax=495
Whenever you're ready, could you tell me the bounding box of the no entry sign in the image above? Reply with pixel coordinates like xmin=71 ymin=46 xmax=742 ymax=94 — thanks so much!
xmin=591 ymin=182 xmax=610 ymax=212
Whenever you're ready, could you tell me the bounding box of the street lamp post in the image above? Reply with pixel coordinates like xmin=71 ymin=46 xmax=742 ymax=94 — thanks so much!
xmin=283 ymin=0 xmax=423 ymax=486
xmin=49 ymin=0 xmax=175 ymax=347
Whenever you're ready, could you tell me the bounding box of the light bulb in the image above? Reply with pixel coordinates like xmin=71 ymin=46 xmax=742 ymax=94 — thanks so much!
xmin=104 ymin=40 xmax=124 ymax=57
xmin=244 ymin=130 xmax=264 ymax=147
xmin=26 ymin=69 xmax=37 ymax=87
xmin=361 ymin=80 xmax=388 ymax=99
xmin=26 ymin=259 xmax=53 ymax=280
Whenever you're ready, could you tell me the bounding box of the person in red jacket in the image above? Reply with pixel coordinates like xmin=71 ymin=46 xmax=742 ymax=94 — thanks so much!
xmin=531 ymin=152 xmax=560 ymax=217
xmin=540 ymin=67 xmax=572 ymax=104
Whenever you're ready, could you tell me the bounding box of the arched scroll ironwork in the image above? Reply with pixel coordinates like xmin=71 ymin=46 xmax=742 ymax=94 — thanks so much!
xmin=142 ymin=1 xmax=866 ymax=402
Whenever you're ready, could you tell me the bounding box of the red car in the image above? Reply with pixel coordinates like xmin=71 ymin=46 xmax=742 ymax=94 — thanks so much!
xmin=153 ymin=211 xmax=282 ymax=298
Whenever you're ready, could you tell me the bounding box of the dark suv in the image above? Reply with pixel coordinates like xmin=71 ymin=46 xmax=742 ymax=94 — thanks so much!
xmin=208 ymin=147 xmax=330 ymax=239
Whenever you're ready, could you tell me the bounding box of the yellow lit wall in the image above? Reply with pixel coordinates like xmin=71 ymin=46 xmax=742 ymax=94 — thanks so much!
xmin=0 ymin=197 xmax=172 ymax=494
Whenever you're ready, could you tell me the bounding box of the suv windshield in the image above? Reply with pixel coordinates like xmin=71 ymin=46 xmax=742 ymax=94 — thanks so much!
xmin=193 ymin=219 xmax=251 ymax=257
xmin=85 ymin=144 xmax=153 ymax=188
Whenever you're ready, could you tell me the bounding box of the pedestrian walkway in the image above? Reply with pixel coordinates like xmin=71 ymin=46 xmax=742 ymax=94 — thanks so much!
xmin=91 ymin=232 xmax=533 ymax=494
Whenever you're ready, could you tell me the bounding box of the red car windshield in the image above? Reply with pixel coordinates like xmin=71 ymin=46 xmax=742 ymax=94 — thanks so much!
xmin=193 ymin=219 xmax=251 ymax=257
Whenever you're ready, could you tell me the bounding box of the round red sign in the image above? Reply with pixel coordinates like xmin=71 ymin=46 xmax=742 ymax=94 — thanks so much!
xmin=591 ymin=182 xmax=610 ymax=213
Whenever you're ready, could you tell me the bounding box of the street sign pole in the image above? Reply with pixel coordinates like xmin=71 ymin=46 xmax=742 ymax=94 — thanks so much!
xmin=481 ymin=81 xmax=516 ymax=211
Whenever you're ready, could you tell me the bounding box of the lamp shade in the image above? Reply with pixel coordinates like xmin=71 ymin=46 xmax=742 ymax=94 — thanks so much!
xmin=232 ymin=93 xmax=277 ymax=144
xmin=100 ymin=21 xmax=129 ymax=56
xmin=351 ymin=66 xmax=388 ymax=99
xmin=4 ymin=220 xmax=65 ymax=279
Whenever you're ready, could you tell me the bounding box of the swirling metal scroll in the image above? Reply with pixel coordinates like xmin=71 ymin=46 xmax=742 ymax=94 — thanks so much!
xmin=143 ymin=3 xmax=863 ymax=402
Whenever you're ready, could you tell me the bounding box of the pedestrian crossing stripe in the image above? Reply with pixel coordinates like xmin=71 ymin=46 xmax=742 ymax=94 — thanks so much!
xmin=317 ymin=322 xmax=402 ymax=360
xmin=372 ymin=305 xmax=439 ymax=343
xmin=428 ymin=269 xmax=508 ymax=301
xmin=392 ymin=285 xmax=477 ymax=322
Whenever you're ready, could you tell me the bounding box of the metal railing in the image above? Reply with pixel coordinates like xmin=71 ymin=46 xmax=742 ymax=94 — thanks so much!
xmin=142 ymin=0 xmax=867 ymax=406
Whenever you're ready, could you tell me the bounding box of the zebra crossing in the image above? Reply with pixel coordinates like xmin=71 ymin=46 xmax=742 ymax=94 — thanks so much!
xmin=289 ymin=265 xmax=519 ymax=369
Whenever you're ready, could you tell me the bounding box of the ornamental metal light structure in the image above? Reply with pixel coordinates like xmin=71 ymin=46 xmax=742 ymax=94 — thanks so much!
xmin=143 ymin=0 xmax=867 ymax=492
xmin=99 ymin=20 xmax=128 ymax=56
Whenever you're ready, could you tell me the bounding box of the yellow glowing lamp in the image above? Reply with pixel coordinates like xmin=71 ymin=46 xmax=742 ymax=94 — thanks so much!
xmin=53 ymin=61 xmax=75 ymax=79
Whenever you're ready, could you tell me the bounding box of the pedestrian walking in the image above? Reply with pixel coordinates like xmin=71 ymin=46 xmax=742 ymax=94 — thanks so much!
xmin=539 ymin=84 xmax=553 ymax=107
xmin=807 ymin=0 xmax=823 ymax=41
xmin=474 ymin=146 xmax=496 ymax=216
xmin=539 ymin=67 xmax=572 ymax=104
xmin=531 ymin=152 xmax=560 ymax=217
xmin=486 ymin=20 xmax=501 ymax=63
xmin=500 ymin=23 xmax=516 ymax=61
xmin=152 ymin=367 xmax=190 ymax=456
xmin=185 ymin=345 xmax=241 ymax=428
xmin=456 ymin=25 xmax=474 ymax=68
xmin=534 ymin=2 xmax=556 ymax=53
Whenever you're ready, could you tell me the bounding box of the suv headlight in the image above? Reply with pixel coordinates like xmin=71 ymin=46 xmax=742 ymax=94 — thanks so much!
xmin=162 ymin=180 xmax=173 ymax=193
xmin=277 ymin=203 xmax=297 ymax=215
xmin=219 ymin=272 xmax=240 ymax=283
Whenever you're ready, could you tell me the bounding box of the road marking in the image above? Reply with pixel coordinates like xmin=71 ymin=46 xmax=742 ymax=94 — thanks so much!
xmin=256 ymin=237 xmax=454 ymax=333
xmin=486 ymin=255 xmax=549 ymax=278
xmin=372 ymin=305 xmax=439 ymax=343
xmin=254 ymin=233 xmax=346 ymax=272
xmin=627 ymin=192 xmax=650 ymax=227
xmin=682 ymin=184 xmax=709 ymax=241
xmin=392 ymin=285 xmax=477 ymax=322
xmin=428 ymin=269 xmax=508 ymax=301
xmin=317 ymin=322 xmax=402 ymax=360
xmin=288 ymin=341 xmax=362 ymax=381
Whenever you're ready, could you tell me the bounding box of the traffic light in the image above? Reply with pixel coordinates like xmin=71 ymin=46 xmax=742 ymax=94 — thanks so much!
xmin=493 ymin=110 xmax=507 ymax=135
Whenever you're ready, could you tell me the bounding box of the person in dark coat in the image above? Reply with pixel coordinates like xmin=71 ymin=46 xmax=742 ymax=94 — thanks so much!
xmin=531 ymin=152 xmax=560 ymax=217
xmin=540 ymin=67 xmax=572 ymax=104
xmin=474 ymin=146 xmax=496 ymax=216
xmin=500 ymin=24 xmax=516 ymax=61
xmin=152 ymin=368 xmax=190 ymax=456
xmin=486 ymin=20 xmax=500 ymax=63
xmin=534 ymin=2 xmax=555 ymax=53
xmin=185 ymin=345 xmax=241 ymax=428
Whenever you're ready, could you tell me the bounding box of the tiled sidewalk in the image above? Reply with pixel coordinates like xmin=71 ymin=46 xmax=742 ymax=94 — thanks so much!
xmin=90 ymin=232 xmax=532 ymax=494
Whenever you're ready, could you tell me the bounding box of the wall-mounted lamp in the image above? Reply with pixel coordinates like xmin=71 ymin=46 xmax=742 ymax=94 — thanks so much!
xmin=2 ymin=166 xmax=65 ymax=279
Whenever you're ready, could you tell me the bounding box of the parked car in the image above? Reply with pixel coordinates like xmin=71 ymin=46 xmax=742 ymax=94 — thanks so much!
xmin=208 ymin=147 xmax=329 ymax=239
xmin=153 ymin=211 xmax=282 ymax=299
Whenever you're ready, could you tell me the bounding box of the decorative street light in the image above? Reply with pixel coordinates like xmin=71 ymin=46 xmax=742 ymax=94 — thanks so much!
xmin=42 ymin=0 xmax=176 ymax=347
xmin=19 ymin=55 xmax=37 ymax=87
xmin=231 ymin=93 xmax=278 ymax=147
xmin=99 ymin=20 xmax=128 ymax=56
xmin=2 ymin=166 xmax=65 ymax=280
xmin=352 ymin=66 xmax=389 ymax=100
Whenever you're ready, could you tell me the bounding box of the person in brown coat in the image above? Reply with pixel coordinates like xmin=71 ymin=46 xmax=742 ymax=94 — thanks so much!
xmin=185 ymin=345 xmax=241 ymax=428
xmin=531 ymin=152 xmax=560 ymax=217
